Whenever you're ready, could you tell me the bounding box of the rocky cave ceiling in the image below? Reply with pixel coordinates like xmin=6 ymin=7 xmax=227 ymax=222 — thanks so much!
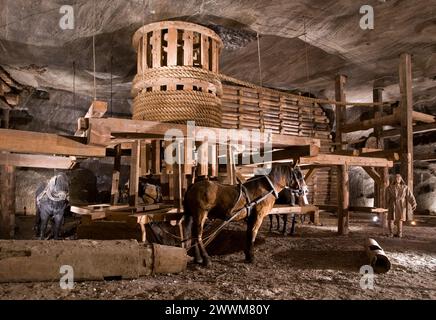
xmin=0 ymin=0 xmax=436 ymax=116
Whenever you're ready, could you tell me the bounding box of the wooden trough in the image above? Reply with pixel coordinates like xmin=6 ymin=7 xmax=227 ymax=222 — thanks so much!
xmin=0 ymin=240 xmax=188 ymax=283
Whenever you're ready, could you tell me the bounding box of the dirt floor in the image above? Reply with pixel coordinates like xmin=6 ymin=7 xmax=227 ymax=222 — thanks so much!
xmin=1 ymin=212 xmax=435 ymax=300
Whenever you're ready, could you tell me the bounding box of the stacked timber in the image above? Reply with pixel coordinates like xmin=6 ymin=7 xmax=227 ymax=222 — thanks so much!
xmin=221 ymin=84 xmax=337 ymax=206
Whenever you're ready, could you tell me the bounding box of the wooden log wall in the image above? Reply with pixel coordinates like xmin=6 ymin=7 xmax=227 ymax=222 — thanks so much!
xmin=221 ymin=84 xmax=337 ymax=205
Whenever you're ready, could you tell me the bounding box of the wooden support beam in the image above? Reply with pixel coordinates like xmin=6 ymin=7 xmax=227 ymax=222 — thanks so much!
xmin=399 ymin=53 xmax=414 ymax=221
xmin=129 ymin=141 xmax=141 ymax=207
xmin=167 ymin=28 xmax=178 ymax=67
xmin=140 ymin=141 xmax=148 ymax=176
xmin=210 ymin=143 xmax=218 ymax=177
xmin=412 ymin=111 xmax=436 ymax=124
xmin=239 ymin=145 xmax=319 ymax=165
xmin=110 ymin=144 xmax=122 ymax=205
xmin=0 ymin=153 xmax=75 ymax=169
xmin=363 ymin=167 xmax=382 ymax=185
xmin=183 ymin=31 xmax=194 ymax=67
xmin=300 ymin=154 xmax=393 ymax=167
xmin=0 ymin=165 xmax=15 ymax=239
xmin=380 ymin=122 xmax=436 ymax=138
xmin=373 ymin=87 xmax=384 ymax=149
xmin=201 ymin=34 xmax=209 ymax=70
xmin=342 ymin=113 xmax=399 ymax=133
xmin=359 ymin=149 xmax=400 ymax=161
xmin=414 ymin=152 xmax=436 ymax=161
xmin=380 ymin=166 xmax=389 ymax=232
xmin=83 ymin=118 xmax=321 ymax=149
xmin=151 ymin=140 xmax=161 ymax=174
xmin=304 ymin=168 xmax=317 ymax=181
xmin=337 ymin=164 xmax=349 ymax=235
xmin=152 ymin=30 xmax=162 ymax=69
xmin=0 ymin=129 xmax=106 ymax=157
xmin=227 ymin=144 xmax=235 ymax=185
xmin=85 ymin=100 xmax=107 ymax=118
xmin=335 ymin=75 xmax=347 ymax=151
xmin=198 ymin=139 xmax=209 ymax=176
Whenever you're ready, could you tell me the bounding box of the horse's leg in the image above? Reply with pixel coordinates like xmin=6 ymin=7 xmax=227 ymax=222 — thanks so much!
xmin=268 ymin=215 xmax=273 ymax=232
xmin=39 ymin=211 xmax=49 ymax=240
xmin=275 ymin=214 xmax=280 ymax=231
xmin=53 ymin=214 xmax=63 ymax=240
xmin=245 ymin=212 xmax=263 ymax=263
xmin=197 ymin=212 xmax=211 ymax=267
xmin=34 ymin=206 xmax=41 ymax=237
xmin=191 ymin=214 xmax=203 ymax=264
xmin=281 ymin=214 xmax=287 ymax=234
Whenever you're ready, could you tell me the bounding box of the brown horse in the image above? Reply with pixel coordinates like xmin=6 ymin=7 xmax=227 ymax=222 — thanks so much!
xmin=183 ymin=164 xmax=299 ymax=266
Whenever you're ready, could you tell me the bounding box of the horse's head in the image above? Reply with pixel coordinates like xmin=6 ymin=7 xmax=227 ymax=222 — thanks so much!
xmin=290 ymin=165 xmax=309 ymax=197
xmin=268 ymin=164 xmax=294 ymax=192
xmin=52 ymin=173 xmax=69 ymax=193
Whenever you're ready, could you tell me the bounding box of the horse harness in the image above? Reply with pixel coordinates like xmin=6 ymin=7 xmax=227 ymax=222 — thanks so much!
xmin=36 ymin=176 xmax=69 ymax=206
xmin=227 ymin=175 xmax=280 ymax=224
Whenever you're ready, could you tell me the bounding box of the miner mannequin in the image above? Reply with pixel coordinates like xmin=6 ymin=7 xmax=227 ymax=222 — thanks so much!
xmin=386 ymin=174 xmax=417 ymax=238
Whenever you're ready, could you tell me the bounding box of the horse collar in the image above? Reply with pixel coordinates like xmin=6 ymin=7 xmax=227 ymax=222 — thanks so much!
xmin=264 ymin=175 xmax=279 ymax=199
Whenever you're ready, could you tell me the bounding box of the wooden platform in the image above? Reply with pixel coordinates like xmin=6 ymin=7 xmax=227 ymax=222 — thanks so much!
xmin=270 ymin=204 xmax=320 ymax=225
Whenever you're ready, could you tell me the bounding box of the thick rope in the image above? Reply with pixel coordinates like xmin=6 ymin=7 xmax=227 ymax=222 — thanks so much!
xmin=133 ymin=90 xmax=222 ymax=127
xmin=133 ymin=65 xmax=394 ymax=107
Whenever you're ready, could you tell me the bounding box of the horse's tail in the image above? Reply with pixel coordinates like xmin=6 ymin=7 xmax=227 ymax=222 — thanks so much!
xmin=182 ymin=186 xmax=193 ymax=246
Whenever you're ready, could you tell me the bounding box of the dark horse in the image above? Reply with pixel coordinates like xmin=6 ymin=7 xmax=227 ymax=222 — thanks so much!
xmin=269 ymin=166 xmax=308 ymax=233
xmin=183 ymin=164 xmax=297 ymax=267
xmin=34 ymin=173 xmax=70 ymax=240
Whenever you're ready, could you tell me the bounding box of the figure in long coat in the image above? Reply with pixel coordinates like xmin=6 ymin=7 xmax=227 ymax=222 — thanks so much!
xmin=386 ymin=174 xmax=416 ymax=238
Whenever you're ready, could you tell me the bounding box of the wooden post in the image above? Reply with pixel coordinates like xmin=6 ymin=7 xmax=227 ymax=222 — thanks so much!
xmin=337 ymin=164 xmax=349 ymax=235
xmin=226 ymin=143 xmax=235 ymax=185
xmin=151 ymin=140 xmax=161 ymax=174
xmin=399 ymin=53 xmax=414 ymax=221
xmin=164 ymin=140 xmax=174 ymax=201
xmin=380 ymin=166 xmax=389 ymax=232
xmin=335 ymin=75 xmax=347 ymax=151
xmin=110 ymin=144 xmax=122 ymax=205
xmin=129 ymin=140 xmax=141 ymax=207
xmin=0 ymin=165 xmax=15 ymax=239
xmin=373 ymin=87 xmax=384 ymax=208
xmin=140 ymin=141 xmax=148 ymax=177
xmin=176 ymin=141 xmax=183 ymax=210
xmin=198 ymin=139 xmax=209 ymax=176
xmin=0 ymin=107 xmax=14 ymax=239
xmin=210 ymin=143 xmax=218 ymax=177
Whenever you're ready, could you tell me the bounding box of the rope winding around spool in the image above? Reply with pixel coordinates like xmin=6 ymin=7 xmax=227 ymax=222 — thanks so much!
xmin=132 ymin=66 xmax=393 ymax=125
xmin=133 ymin=90 xmax=222 ymax=127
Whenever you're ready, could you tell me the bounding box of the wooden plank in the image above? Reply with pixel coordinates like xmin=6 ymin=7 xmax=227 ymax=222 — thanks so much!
xmin=300 ymin=154 xmax=393 ymax=167
xmin=110 ymin=144 xmax=122 ymax=205
xmin=360 ymin=149 xmax=400 ymax=161
xmin=129 ymin=140 xmax=141 ymax=207
xmin=0 ymin=129 xmax=106 ymax=157
xmin=183 ymin=30 xmax=194 ymax=67
xmin=167 ymin=28 xmax=178 ymax=66
xmin=412 ymin=111 xmax=436 ymax=124
xmin=211 ymin=40 xmax=219 ymax=73
xmin=0 ymin=153 xmax=75 ymax=169
xmin=210 ymin=143 xmax=218 ymax=177
xmin=84 ymin=118 xmax=321 ymax=149
xmin=304 ymin=168 xmax=317 ymax=181
xmin=140 ymin=141 xmax=148 ymax=176
xmin=342 ymin=113 xmax=399 ymax=133
xmin=198 ymin=140 xmax=209 ymax=176
xmin=151 ymin=140 xmax=161 ymax=174
xmin=399 ymin=53 xmax=414 ymax=221
xmin=227 ymin=144 xmax=235 ymax=185
xmin=152 ymin=30 xmax=162 ymax=69
xmin=201 ymin=34 xmax=209 ymax=70
xmin=380 ymin=122 xmax=436 ymax=138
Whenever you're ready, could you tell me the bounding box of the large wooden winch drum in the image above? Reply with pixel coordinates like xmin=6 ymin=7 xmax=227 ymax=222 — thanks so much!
xmin=131 ymin=21 xmax=224 ymax=127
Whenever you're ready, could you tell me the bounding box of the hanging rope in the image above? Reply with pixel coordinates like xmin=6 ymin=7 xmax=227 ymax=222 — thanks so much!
xmin=72 ymin=61 xmax=76 ymax=109
xmin=256 ymin=32 xmax=263 ymax=88
xmin=92 ymin=0 xmax=97 ymax=101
